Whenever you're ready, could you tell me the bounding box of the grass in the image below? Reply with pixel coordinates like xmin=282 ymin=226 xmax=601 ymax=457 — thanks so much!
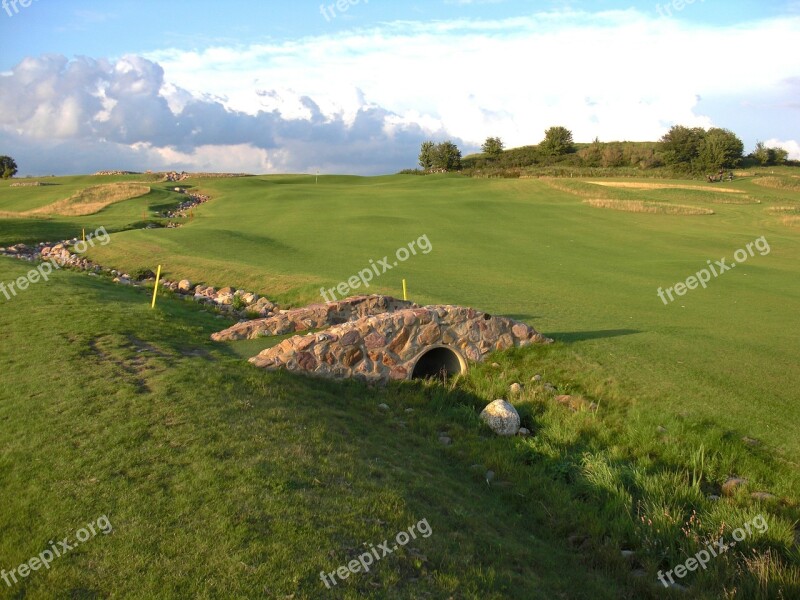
xmin=753 ymin=177 xmax=800 ymax=192
xmin=0 ymin=259 xmax=634 ymax=599
xmin=1 ymin=172 xmax=799 ymax=597
xmin=1 ymin=258 xmax=798 ymax=598
xmin=582 ymin=199 xmax=715 ymax=215
xmin=24 ymin=183 xmax=152 ymax=217
xmin=589 ymin=181 xmax=745 ymax=194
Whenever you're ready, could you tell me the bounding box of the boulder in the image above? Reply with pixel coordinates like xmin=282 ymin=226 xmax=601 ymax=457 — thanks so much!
xmin=480 ymin=399 xmax=520 ymax=436
xmin=178 ymin=279 xmax=193 ymax=293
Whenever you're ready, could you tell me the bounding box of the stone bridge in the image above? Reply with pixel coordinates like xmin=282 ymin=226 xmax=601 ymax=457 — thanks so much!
xmin=213 ymin=295 xmax=552 ymax=382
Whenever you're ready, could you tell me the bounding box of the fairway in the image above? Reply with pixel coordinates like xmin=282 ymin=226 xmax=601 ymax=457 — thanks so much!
xmin=77 ymin=174 xmax=800 ymax=461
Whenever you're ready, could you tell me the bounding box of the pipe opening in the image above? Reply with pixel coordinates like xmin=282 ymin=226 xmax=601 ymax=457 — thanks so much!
xmin=411 ymin=346 xmax=466 ymax=380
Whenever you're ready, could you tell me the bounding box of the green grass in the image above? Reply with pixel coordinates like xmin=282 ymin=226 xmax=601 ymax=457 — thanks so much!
xmin=0 ymin=259 xmax=632 ymax=599
xmin=1 ymin=172 xmax=799 ymax=598
xmin=61 ymin=174 xmax=800 ymax=459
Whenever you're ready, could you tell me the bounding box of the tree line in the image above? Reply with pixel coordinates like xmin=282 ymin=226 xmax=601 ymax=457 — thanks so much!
xmin=417 ymin=126 xmax=793 ymax=174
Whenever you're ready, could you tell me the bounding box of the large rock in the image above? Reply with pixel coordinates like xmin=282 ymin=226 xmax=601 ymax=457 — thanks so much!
xmin=480 ymin=399 xmax=521 ymax=436
xmin=178 ymin=279 xmax=193 ymax=293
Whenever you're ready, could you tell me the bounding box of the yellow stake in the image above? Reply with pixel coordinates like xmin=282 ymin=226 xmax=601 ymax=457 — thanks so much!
xmin=82 ymin=228 xmax=86 ymax=242
xmin=151 ymin=265 xmax=162 ymax=309
xmin=402 ymin=279 xmax=408 ymax=301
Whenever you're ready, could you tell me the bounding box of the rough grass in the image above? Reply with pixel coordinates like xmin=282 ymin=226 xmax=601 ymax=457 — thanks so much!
xmin=753 ymin=177 xmax=800 ymax=192
xmin=583 ymin=198 xmax=715 ymax=215
xmin=25 ymin=183 xmax=151 ymax=216
xmin=588 ymin=181 xmax=745 ymax=194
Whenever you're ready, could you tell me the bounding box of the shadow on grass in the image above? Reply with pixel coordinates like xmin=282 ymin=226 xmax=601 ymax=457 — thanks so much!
xmin=548 ymin=329 xmax=642 ymax=343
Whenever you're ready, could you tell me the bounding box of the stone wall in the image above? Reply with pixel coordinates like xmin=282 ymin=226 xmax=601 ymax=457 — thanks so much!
xmin=211 ymin=295 xmax=415 ymax=341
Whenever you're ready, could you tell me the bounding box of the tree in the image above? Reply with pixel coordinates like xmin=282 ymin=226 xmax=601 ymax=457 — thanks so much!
xmin=540 ymin=126 xmax=574 ymax=156
xmin=0 ymin=156 xmax=17 ymax=179
xmin=482 ymin=137 xmax=504 ymax=157
xmin=659 ymin=125 xmax=706 ymax=168
xmin=433 ymin=141 xmax=462 ymax=171
xmin=601 ymin=143 xmax=626 ymax=168
xmin=418 ymin=141 xmax=435 ymax=170
xmin=752 ymin=141 xmax=770 ymax=166
xmin=578 ymin=137 xmax=604 ymax=167
xmin=752 ymin=142 xmax=789 ymax=166
xmin=770 ymin=147 xmax=789 ymax=165
xmin=697 ymin=128 xmax=744 ymax=171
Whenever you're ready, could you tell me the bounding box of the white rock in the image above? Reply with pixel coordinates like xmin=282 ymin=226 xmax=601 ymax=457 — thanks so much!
xmin=480 ymin=399 xmax=520 ymax=436
xmin=178 ymin=279 xmax=192 ymax=293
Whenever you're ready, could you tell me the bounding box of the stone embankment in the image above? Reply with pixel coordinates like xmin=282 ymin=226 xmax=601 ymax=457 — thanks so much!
xmin=228 ymin=298 xmax=552 ymax=382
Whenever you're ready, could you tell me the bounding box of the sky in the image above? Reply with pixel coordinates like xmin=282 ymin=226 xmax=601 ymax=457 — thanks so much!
xmin=0 ymin=0 xmax=798 ymax=176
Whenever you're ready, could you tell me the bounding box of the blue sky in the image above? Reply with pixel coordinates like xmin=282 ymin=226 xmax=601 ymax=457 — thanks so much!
xmin=1 ymin=0 xmax=798 ymax=174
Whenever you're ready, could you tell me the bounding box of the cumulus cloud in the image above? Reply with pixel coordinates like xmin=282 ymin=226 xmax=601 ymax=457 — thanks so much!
xmin=0 ymin=53 xmax=454 ymax=174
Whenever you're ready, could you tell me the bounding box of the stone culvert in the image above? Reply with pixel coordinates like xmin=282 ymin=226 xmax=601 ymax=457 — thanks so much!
xmin=244 ymin=302 xmax=552 ymax=382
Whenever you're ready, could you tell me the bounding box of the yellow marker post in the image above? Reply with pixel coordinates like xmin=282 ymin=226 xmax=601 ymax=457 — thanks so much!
xmin=402 ymin=279 xmax=408 ymax=301
xmin=151 ymin=265 xmax=162 ymax=309
xmin=82 ymin=228 xmax=86 ymax=242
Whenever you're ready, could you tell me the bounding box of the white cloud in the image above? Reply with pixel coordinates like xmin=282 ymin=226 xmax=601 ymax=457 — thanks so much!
xmin=764 ymin=138 xmax=800 ymax=160
xmin=144 ymin=11 xmax=800 ymax=149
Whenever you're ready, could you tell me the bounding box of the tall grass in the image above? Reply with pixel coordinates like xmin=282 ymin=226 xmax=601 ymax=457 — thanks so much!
xmin=753 ymin=177 xmax=800 ymax=192
xmin=583 ymin=199 xmax=714 ymax=215
xmin=27 ymin=183 xmax=151 ymax=216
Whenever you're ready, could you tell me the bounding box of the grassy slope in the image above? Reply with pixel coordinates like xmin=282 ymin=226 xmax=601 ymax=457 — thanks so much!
xmin=0 ymin=259 xmax=623 ymax=599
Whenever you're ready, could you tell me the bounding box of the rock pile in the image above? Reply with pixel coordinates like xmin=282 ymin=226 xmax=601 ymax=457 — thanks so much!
xmin=212 ymin=295 xmax=415 ymax=341
xmin=163 ymin=193 xmax=210 ymax=219
xmin=162 ymin=279 xmax=278 ymax=318
xmin=1 ymin=240 xmax=102 ymax=273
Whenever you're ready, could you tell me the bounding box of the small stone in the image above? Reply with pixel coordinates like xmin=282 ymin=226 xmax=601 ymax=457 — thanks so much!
xmin=751 ymin=492 xmax=777 ymax=501
xmin=621 ymin=550 xmax=634 ymax=559
xmin=177 ymin=279 xmax=192 ymax=293
xmin=708 ymin=494 xmax=720 ymax=501
xmin=742 ymin=437 xmax=760 ymax=447
xmin=722 ymin=477 xmax=748 ymax=497
xmin=544 ymin=383 xmax=556 ymax=393
xmin=439 ymin=436 xmax=452 ymax=446
xmin=657 ymin=426 xmax=668 ymax=434
xmin=517 ymin=427 xmax=531 ymax=436
xmin=485 ymin=470 xmax=495 ymax=483
xmin=660 ymin=581 xmax=688 ymax=592
xmin=491 ymin=362 xmax=501 ymax=369
xmin=509 ymin=383 xmax=523 ymax=395
xmin=532 ymin=374 xmax=543 ymax=382
xmin=405 ymin=408 xmax=414 ymax=413
xmin=378 ymin=403 xmax=390 ymax=411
